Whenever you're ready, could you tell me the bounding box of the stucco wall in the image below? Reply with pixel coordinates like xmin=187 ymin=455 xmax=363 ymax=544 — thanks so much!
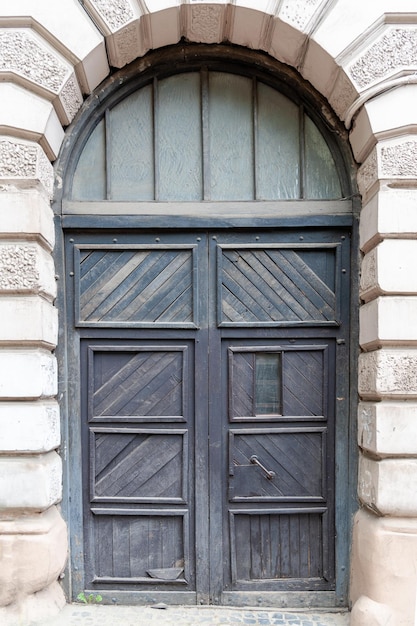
xmin=0 ymin=1 xmax=417 ymax=624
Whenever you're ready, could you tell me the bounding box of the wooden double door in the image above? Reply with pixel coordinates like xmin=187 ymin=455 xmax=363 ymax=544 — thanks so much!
xmin=68 ymin=226 xmax=350 ymax=605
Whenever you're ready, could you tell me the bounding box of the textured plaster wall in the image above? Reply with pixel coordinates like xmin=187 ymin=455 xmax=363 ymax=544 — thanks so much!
xmin=0 ymin=1 xmax=417 ymax=624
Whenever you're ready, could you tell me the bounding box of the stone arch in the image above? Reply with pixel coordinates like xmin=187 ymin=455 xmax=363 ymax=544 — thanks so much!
xmin=1 ymin=2 xmax=417 ymax=625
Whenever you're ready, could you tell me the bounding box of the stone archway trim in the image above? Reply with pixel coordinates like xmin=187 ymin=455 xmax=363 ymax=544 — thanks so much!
xmin=1 ymin=2 xmax=417 ymax=625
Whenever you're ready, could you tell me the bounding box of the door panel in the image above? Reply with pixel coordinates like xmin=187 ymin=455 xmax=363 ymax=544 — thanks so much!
xmin=91 ymin=511 xmax=189 ymax=584
xmin=228 ymin=346 xmax=328 ymax=420
xmin=230 ymin=510 xmax=329 ymax=584
xmin=90 ymin=429 xmax=188 ymax=502
xmin=68 ymin=228 xmax=349 ymax=605
xmin=75 ymin=243 xmax=198 ymax=327
xmin=88 ymin=345 xmax=187 ymax=422
xmin=229 ymin=428 xmax=326 ymax=501
xmin=217 ymin=243 xmax=340 ymax=326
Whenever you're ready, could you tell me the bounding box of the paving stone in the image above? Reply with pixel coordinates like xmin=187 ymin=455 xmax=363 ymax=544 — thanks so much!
xmin=41 ymin=605 xmax=350 ymax=626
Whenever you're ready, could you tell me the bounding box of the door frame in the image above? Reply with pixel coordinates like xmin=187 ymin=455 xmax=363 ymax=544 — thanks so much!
xmin=53 ymin=44 xmax=359 ymax=607
xmin=55 ymin=214 xmax=358 ymax=608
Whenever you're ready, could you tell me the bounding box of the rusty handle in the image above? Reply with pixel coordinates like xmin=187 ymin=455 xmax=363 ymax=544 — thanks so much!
xmin=249 ymin=455 xmax=276 ymax=480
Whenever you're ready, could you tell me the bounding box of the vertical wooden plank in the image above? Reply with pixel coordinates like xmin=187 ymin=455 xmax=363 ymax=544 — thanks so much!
xmin=270 ymin=515 xmax=280 ymax=578
xmin=157 ymin=73 xmax=203 ymax=201
xmin=208 ymin=72 xmax=254 ymax=200
xmin=195 ymin=234 xmax=210 ymax=602
xmin=279 ymin=514 xmax=291 ymax=578
xmin=260 ymin=515 xmax=271 ymax=578
xmin=299 ymin=514 xmax=309 ymax=577
xmin=299 ymin=105 xmax=305 ymax=199
xmin=72 ymin=119 xmax=106 ymax=200
xmin=250 ymin=515 xmax=262 ymax=579
xmin=304 ymin=114 xmax=342 ymax=199
xmin=108 ymin=86 xmax=154 ymax=200
xmin=290 ymin=514 xmax=300 ymax=577
xmin=256 ymin=82 xmax=300 ymax=199
xmin=252 ymin=78 xmax=258 ymax=200
xmin=153 ymin=77 xmax=160 ymax=201
xmin=112 ymin=517 xmax=131 ymax=577
xmin=201 ymin=69 xmax=210 ymax=200
xmin=129 ymin=517 xmax=144 ymax=577
xmin=96 ymin=515 xmax=114 ymax=578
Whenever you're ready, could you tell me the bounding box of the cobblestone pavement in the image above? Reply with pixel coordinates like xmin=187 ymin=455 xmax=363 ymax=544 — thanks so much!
xmin=42 ymin=605 xmax=350 ymax=626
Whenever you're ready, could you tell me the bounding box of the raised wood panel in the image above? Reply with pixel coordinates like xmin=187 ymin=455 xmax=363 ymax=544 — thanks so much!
xmin=218 ymin=245 xmax=338 ymax=326
xmin=229 ymin=429 xmax=326 ymax=501
xmin=88 ymin=347 xmax=186 ymax=421
xmin=229 ymin=346 xmax=326 ymax=419
xmin=91 ymin=430 xmax=187 ymax=502
xmin=92 ymin=511 xmax=188 ymax=584
xmin=75 ymin=245 xmax=197 ymax=327
xmin=230 ymin=511 xmax=328 ymax=584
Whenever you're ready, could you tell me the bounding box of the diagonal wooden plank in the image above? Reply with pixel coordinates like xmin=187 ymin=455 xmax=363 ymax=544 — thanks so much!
xmin=93 ymin=351 xmax=180 ymax=416
xmin=90 ymin=249 xmax=168 ymax=320
xmin=268 ymin=249 xmax=336 ymax=316
xmin=82 ymin=251 xmax=151 ymax=320
xmin=119 ymin=250 xmax=192 ymax=321
xmin=222 ymin=252 xmax=286 ymax=321
xmin=80 ymin=250 xmax=144 ymax=317
xmin=252 ymin=250 xmax=331 ymax=320
xmin=230 ymin=352 xmax=254 ymax=417
xmin=95 ymin=433 xmax=183 ymax=497
xmin=283 ymin=351 xmax=324 ymax=416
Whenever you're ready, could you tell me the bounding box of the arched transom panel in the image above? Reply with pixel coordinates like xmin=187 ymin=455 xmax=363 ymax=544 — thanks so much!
xmin=70 ymin=69 xmax=342 ymax=203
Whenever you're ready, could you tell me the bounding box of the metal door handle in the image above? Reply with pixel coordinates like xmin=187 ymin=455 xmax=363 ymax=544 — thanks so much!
xmin=249 ymin=455 xmax=276 ymax=480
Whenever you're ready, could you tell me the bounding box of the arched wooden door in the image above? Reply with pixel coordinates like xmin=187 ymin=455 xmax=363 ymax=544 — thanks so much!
xmin=58 ymin=50 xmax=355 ymax=608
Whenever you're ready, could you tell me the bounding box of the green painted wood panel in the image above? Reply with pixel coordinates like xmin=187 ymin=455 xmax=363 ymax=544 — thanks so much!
xmin=72 ymin=119 xmax=106 ymax=200
xmin=70 ymin=71 xmax=343 ymax=204
xmin=304 ymin=115 xmax=341 ymax=199
xmin=256 ymin=83 xmax=300 ymax=199
xmin=208 ymin=72 xmax=254 ymax=200
xmin=157 ymin=73 xmax=202 ymax=201
xmin=109 ymin=86 xmax=154 ymax=200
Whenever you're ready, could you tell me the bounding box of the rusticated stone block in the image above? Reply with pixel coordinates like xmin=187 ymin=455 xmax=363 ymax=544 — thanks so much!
xmin=351 ymin=509 xmax=417 ymax=625
xmin=0 ymin=188 xmax=54 ymax=249
xmin=0 ymin=350 xmax=57 ymax=399
xmin=358 ymin=136 xmax=417 ymax=203
xmin=0 ymin=138 xmax=53 ymax=198
xmin=358 ymin=401 xmax=417 ymax=457
xmin=0 ymin=506 xmax=67 ymax=607
xmin=0 ymin=401 xmax=60 ymax=454
xmin=360 ymin=240 xmax=417 ymax=302
xmin=360 ymin=297 xmax=417 ymax=350
xmin=0 ymin=296 xmax=58 ymax=347
xmin=0 ymin=581 xmax=66 ymax=626
xmin=0 ymin=243 xmax=56 ymax=299
xmin=0 ymin=451 xmax=62 ymax=512
xmin=359 ymin=454 xmax=417 ymax=515
xmin=359 ymin=349 xmax=417 ymax=400
xmin=348 ymin=27 xmax=417 ymax=91
xmin=360 ymin=188 xmax=417 ymax=254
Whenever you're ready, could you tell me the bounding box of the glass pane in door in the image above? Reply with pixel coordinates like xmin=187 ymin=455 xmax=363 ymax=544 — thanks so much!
xmin=255 ymin=352 xmax=281 ymax=414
